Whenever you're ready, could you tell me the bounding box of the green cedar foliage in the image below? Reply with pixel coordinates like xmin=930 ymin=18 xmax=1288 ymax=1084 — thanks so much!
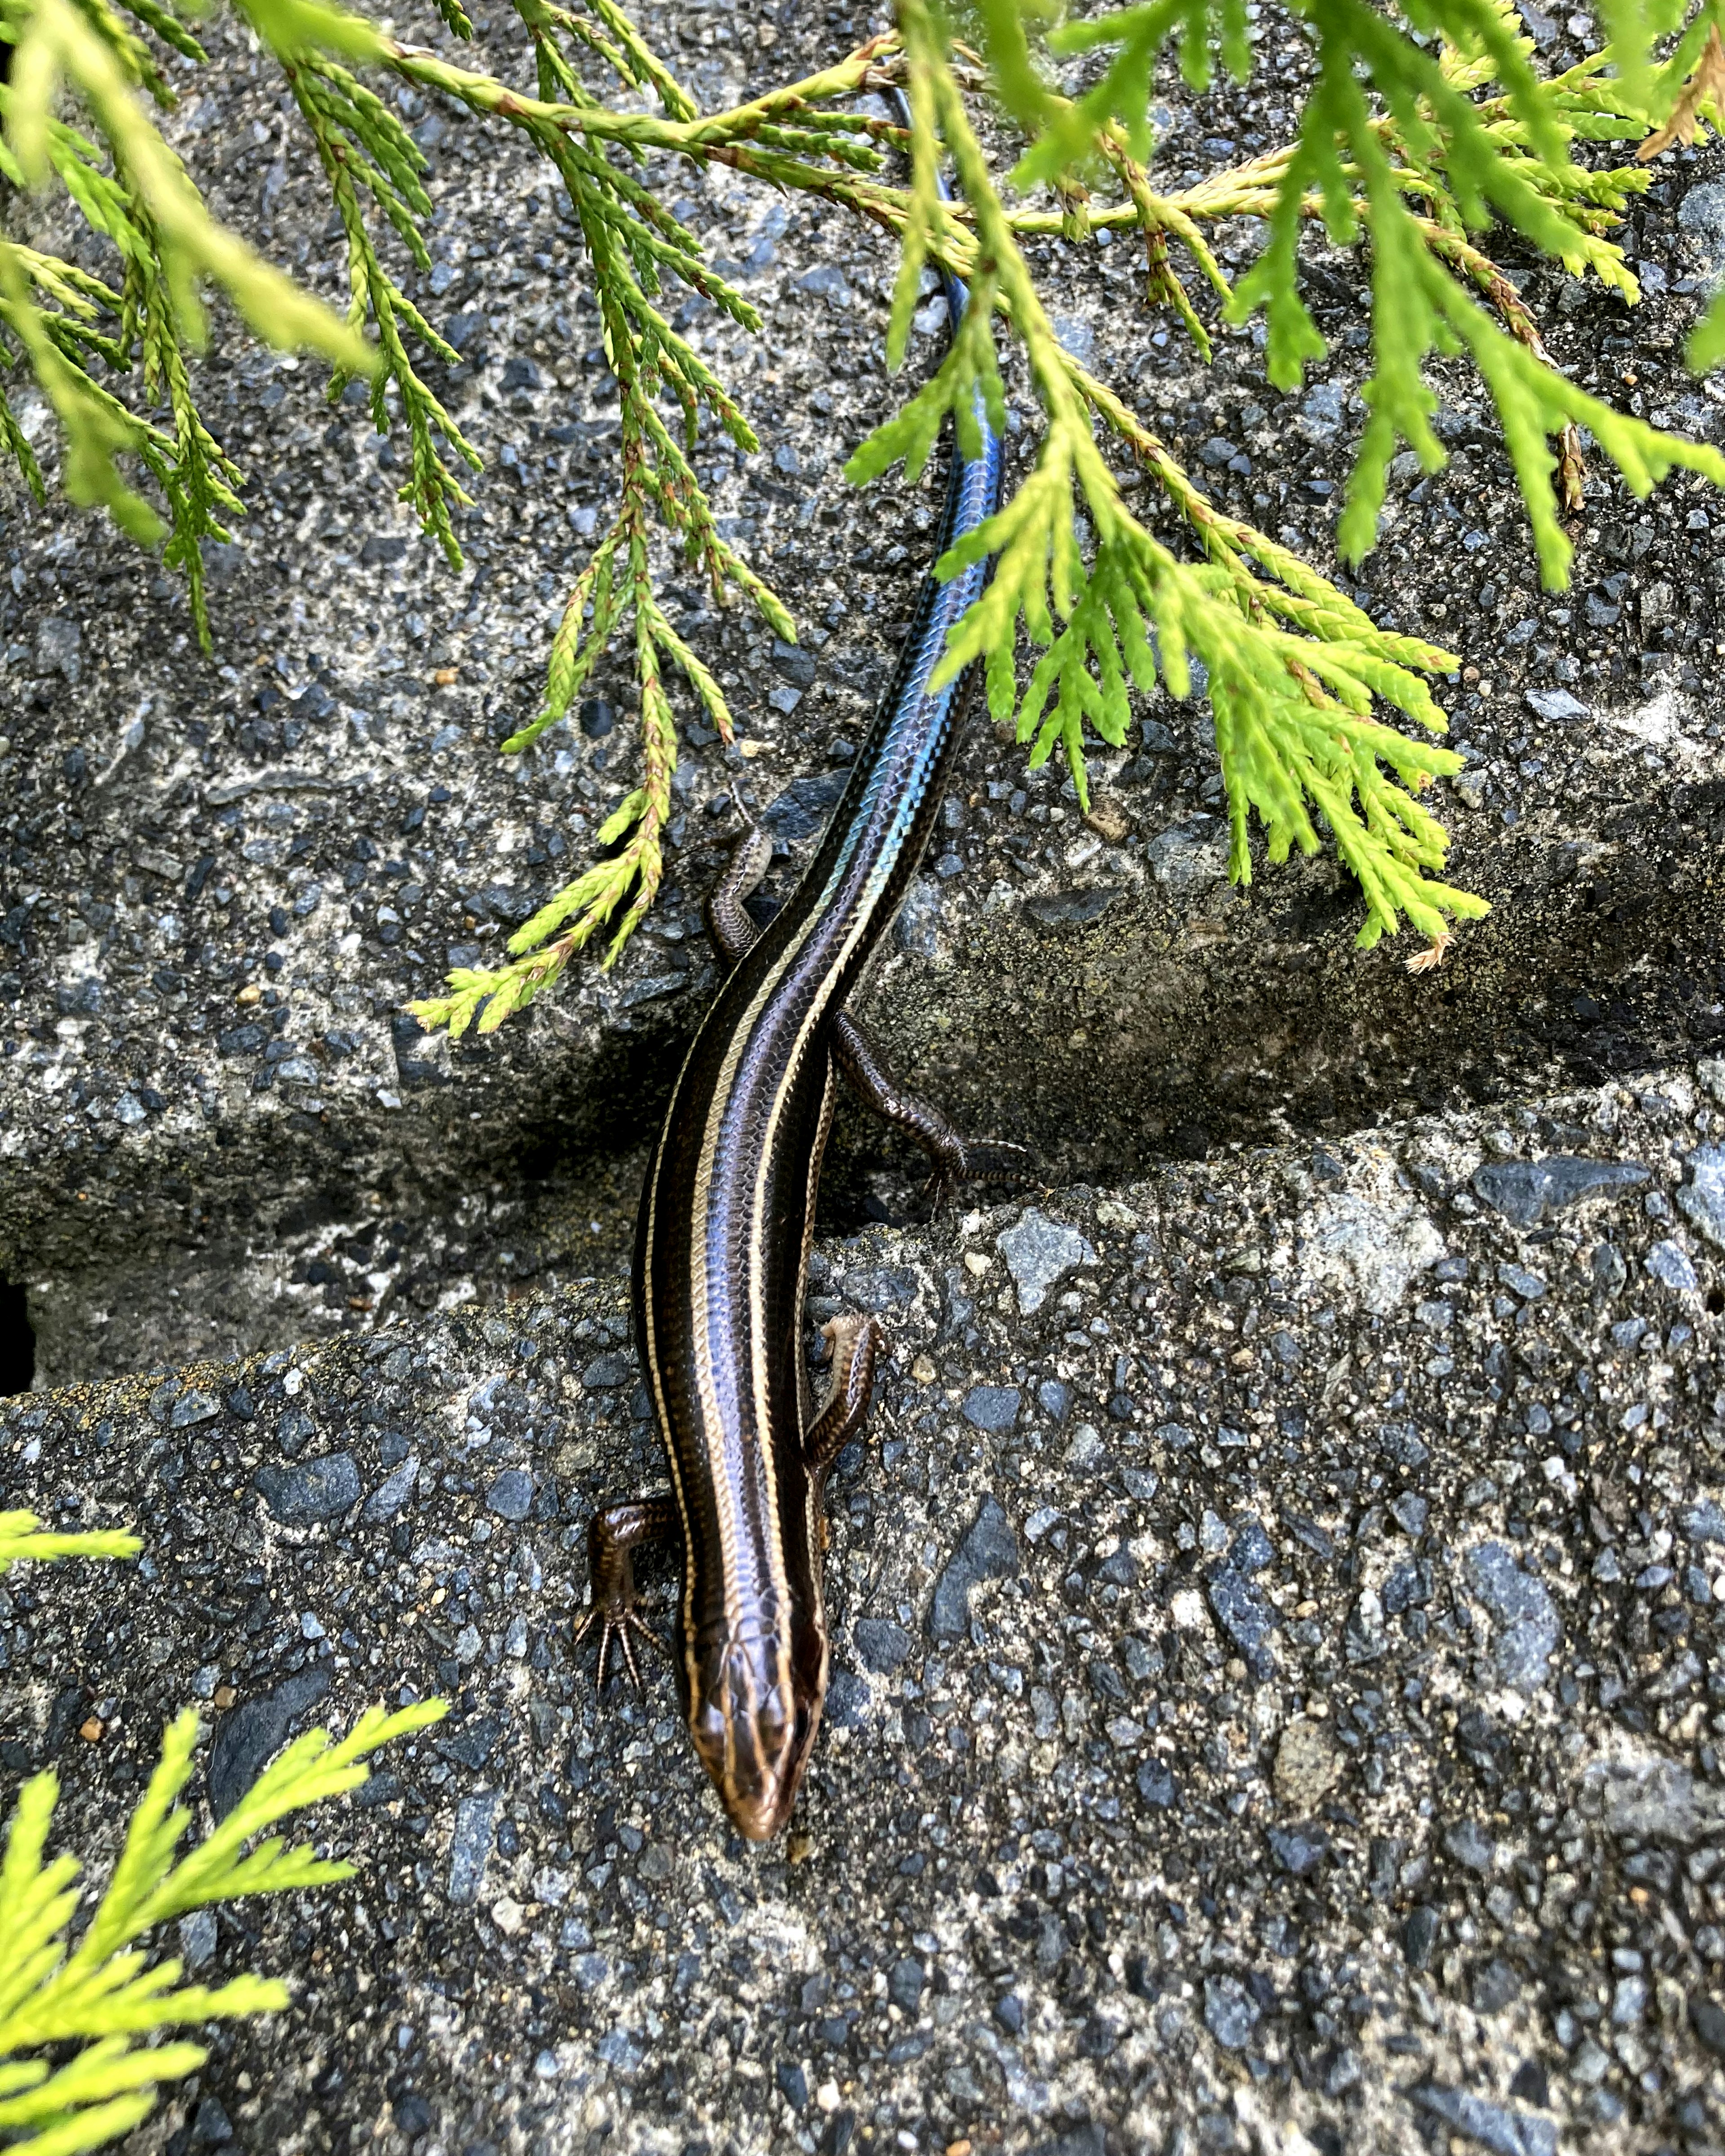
xmin=0 ymin=1699 xmax=445 ymax=2154
xmin=0 ymin=1508 xmax=140 ymax=1568
xmin=0 ymin=0 xmax=1721 ymax=986
xmin=0 ymin=1513 xmax=446 ymax=2156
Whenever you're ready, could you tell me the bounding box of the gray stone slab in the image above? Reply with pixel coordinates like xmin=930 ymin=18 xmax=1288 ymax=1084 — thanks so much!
xmin=4 ymin=1069 xmax=1723 ymax=2148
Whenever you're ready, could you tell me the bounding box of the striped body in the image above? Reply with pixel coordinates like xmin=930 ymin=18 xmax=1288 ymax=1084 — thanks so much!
xmin=635 ymin=340 xmax=1004 ymax=1838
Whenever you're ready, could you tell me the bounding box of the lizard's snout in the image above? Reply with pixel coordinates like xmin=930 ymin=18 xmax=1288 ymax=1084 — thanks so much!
xmin=690 ymin=1648 xmax=823 ymax=1841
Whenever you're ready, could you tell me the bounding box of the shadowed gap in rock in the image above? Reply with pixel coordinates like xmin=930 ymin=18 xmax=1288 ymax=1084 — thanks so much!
xmin=0 ymin=1283 xmax=34 ymax=1396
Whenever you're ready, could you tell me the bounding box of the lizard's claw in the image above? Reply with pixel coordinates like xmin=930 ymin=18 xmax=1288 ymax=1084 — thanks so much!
xmin=572 ymin=1601 xmax=667 ymax=1693
xmin=956 ymin=1136 xmax=1036 ymax=1181
xmin=922 ymin=1136 xmax=1037 ymax=1215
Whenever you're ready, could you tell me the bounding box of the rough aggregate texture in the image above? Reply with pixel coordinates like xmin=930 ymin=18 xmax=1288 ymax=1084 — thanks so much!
xmin=6 ymin=1073 xmax=1725 ymax=2152
xmin=3 ymin=0 xmax=1725 ymax=2147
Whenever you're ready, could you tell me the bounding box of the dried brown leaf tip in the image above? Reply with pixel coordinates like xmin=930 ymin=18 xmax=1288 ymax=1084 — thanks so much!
xmin=1639 ymin=25 xmax=1725 ymax=159
xmin=1405 ymin=931 xmax=1455 ymax=975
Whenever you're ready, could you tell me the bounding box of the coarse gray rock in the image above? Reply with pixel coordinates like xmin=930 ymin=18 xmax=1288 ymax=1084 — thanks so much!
xmin=1464 ymin=1539 xmax=1562 ymax=1692
xmin=4 ymin=1069 xmax=1725 ymax=2152
xmin=1680 ymin=1146 xmax=1725 ymax=1250
xmin=1473 ymin=1154 xmax=1652 ymax=1228
xmin=1411 ymin=2083 xmax=1558 ymax=2156
xmin=997 ymin=1210 xmax=1098 ymax=1317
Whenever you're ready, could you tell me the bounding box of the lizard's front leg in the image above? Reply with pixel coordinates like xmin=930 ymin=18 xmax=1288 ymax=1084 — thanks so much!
xmin=571 ymin=1495 xmax=680 ymax=1690
xmin=806 ymin=1313 xmax=884 ymax=1482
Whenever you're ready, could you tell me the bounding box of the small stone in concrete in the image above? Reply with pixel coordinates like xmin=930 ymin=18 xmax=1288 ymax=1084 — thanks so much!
xmin=1410 ymin=2084 xmax=1557 ymax=2156
xmin=1145 ymin=817 xmax=1227 ymax=893
xmin=178 ymin=1907 xmax=217 ymax=1971
xmin=845 ymin=1265 xmax=917 ymax=1311
xmin=581 ymin=1352 xmax=634 ymax=1389
xmin=854 ymin=1618 xmax=913 ymax=1673
xmin=1677 ymin=1147 xmax=1725 ymax=1250
xmin=1345 ymin=1587 xmax=1387 ymax=1664
xmin=1390 ymin=1493 xmax=1428 ymax=1537
xmin=1524 ymin=686 xmax=1589 ymax=723
xmin=208 ymin=1665 xmax=331 ymax=1819
xmin=928 ymin=1497 xmax=1017 ymax=1640
xmin=253 ymin=1452 xmax=361 ymax=1524
xmin=448 ymin=1789 xmax=501 ymax=1906
xmin=962 ymin=1385 xmax=1020 ymax=1432
xmin=1403 ymin=1906 xmax=1438 ymax=1969
xmin=1024 ymin=886 xmax=1121 ymax=929
xmin=1038 ymin=1378 xmax=1073 ymax=1423
xmin=1135 ymin=1755 xmax=1176 ymax=1809
xmin=1473 ymin=1957 xmax=1522 ymax=2015
xmin=486 ymin=1468 xmax=533 ymax=1520
xmin=190 ymin=2096 xmax=234 ymax=2146
xmin=1646 ymin=1238 xmax=1698 ymax=1291
xmin=1465 ymin=1542 xmax=1560 ymax=1691
xmin=34 ymin=616 xmax=81 ymax=683
xmin=1268 ymin=1824 xmax=1328 ymax=1877
xmin=438 ymin=1714 xmax=502 ymax=1769
xmin=1202 ymin=1974 xmax=1259 ymax=2050
xmin=1274 ymin=1718 xmax=1340 ymax=1810
xmin=1445 ymin=1818 xmax=1496 ymax=1872
xmin=1691 ymin=1993 xmax=1725 ymax=2059
xmin=1229 ymin=1517 xmax=1274 ymax=1574
xmin=1472 ymin=1155 xmax=1648 ymax=1228
xmin=1063 ymin=1422 xmax=1108 ymax=1470
xmin=169 ymin=1390 xmax=221 ymax=1428
xmin=362 ymin=1455 xmax=419 ymax=1522
xmin=825 ymin=1671 xmax=868 ymax=1727
xmin=887 ymin=1957 xmax=925 ymax=2010
xmin=1682 ymin=1500 xmax=1725 ymax=1543
xmin=1206 ymin=1563 xmax=1275 ymax=1679
xmin=996 ymin=1210 xmax=1096 ymax=1315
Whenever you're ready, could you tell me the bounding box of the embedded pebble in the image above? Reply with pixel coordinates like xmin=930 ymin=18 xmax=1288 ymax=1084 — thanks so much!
xmin=995 ymin=1210 xmax=1097 ymax=1315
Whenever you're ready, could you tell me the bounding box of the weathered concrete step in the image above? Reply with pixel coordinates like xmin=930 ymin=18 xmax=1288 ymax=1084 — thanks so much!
xmin=4 ymin=1069 xmax=1722 ymax=2148
xmin=4 ymin=671 xmax=1719 ymax=1391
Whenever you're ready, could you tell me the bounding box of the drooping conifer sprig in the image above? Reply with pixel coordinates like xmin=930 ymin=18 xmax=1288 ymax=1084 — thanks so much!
xmin=0 ymin=1698 xmax=445 ymax=2156
xmin=1038 ymin=0 xmax=1725 ymax=585
xmin=0 ymin=0 xmax=1721 ymax=990
xmin=407 ymin=0 xmax=842 ymax=1029
xmin=0 ymin=0 xmax=376 ymax=574
xmin=0 ymin=1520 xmax=443 ymax=2156
xmin=845 ymin=0 xmax=1486 ymax=950
xmin=281 ymin=45 xmax=482 ymax=564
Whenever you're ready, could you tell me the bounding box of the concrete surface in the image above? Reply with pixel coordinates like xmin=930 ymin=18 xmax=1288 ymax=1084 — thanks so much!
xmin=4 ymin=1070 xmax=1725 ymax=2152
xmin=2 ymin=0 xmax=1725 ymax=2150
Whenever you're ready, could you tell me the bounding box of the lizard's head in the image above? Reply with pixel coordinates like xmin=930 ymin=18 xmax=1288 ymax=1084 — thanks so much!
xmin=687 ymin=1614 xmax=827 ymax=1842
